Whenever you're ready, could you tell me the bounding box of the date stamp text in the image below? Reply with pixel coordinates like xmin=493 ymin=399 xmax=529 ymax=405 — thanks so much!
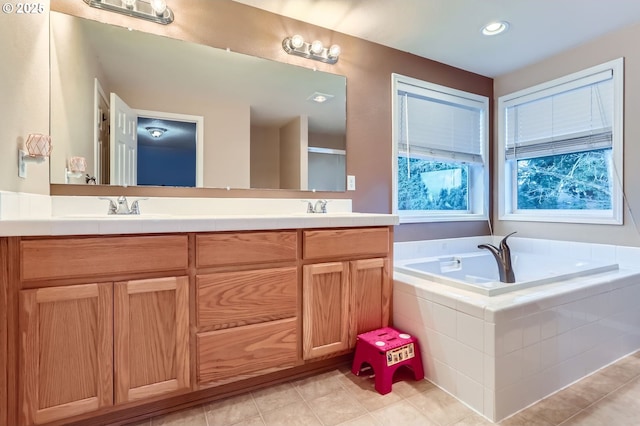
xmin=2 ymin=2 xmax=45 ymax=14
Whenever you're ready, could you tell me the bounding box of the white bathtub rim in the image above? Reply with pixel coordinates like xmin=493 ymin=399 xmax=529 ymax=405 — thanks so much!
xmin=395 ymin=251 xmax=620 ymax=297
xmin=394 ymin=236 xmax=640 ymax=270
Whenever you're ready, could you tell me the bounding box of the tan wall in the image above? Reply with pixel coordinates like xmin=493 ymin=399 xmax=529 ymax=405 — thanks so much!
xmin=279 ymin=117 xmax=307 ymax=190
xmin=50 ymin=11 xmax=108 ymax=184
xmin=494 ymin=21 xmax=640 ymax=247
xmin=47 ymin=0 xmax=493 ymax=240
xmin=0 ymin=1 xmax=50 ymax=194
xmin=250 ymin=126 xmax=280 ymax=189
xmin=309 ymin=132 xmax=345 ymax=151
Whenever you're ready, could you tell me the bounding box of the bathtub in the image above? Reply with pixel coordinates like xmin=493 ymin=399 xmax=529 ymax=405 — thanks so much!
xmin=393 ymin=236 xmax=640 ymax=422
xmin=395 ymin=251 xmax=619 ymax=296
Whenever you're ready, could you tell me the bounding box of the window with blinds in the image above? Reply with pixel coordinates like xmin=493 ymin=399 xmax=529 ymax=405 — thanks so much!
xmin=392 ymin=74 xmax=489 ymax=223
xmin=497 ymin=58 xmax=624 ymax=224
xmin=397 ymin=89 xmax=485 ymax=164
xmin=504 ymin=69 xmax=613 ymax=160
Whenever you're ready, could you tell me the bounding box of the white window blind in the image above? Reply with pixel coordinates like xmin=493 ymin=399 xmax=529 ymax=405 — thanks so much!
xmin=504 ymin=69 xmax=613 ymax=160
xmin=397 ymin=84 xmax=485 ymax=164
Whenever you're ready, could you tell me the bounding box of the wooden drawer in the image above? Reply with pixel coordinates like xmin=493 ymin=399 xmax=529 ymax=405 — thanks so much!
xmin=197 ymin=318 xmax=297 ymax=385
xmin=197 ymin=267 xmax=297 ymax=329
xmin=196 ymin=231 xmax=297 ymax=268
xmin=20 ymin=235 xmax=188 ymax=281
xmin=303 ymin=227 xmax=389 ymax=260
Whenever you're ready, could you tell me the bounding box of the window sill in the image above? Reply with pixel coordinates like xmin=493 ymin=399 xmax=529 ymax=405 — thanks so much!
xmin=499 ymin=212 xmax=622 ymax=225
xmin=398 ymin=213 xmax=488 ymax=224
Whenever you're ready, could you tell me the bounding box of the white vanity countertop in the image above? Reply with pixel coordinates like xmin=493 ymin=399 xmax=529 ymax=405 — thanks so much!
xmin=0 ymin=213 xmax=398 ymax=237
xmin=0 ymin=193 xmax=398 ymax=236
xmin=0 ymin=212 xmax=398 ymax=236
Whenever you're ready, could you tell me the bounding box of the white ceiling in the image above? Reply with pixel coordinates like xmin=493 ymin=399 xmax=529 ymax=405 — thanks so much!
xmin=233 ymin=0 xmax=640 ymax=77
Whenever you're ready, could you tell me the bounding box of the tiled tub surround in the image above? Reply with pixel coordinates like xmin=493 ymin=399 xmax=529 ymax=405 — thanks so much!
xmin=393 ymin=236 xmax=640 ymax=422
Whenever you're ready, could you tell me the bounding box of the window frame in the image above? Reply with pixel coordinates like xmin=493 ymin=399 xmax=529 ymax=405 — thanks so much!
xmin=497 ymin=58 xmax=624 ymax=225
xmin=391 ymin=73 xmax=490 ymax=223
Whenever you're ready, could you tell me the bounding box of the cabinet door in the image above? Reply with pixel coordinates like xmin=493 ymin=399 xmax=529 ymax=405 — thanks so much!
xmin=19 ymin=283 xmax=113 ymax=426
xmin=349 ymin=258 xmax=391 ymax=347
xmin=302 ymin=262 xmax=350 ymax=359
xmin=114 ymin=276 xmax=189 ymax=404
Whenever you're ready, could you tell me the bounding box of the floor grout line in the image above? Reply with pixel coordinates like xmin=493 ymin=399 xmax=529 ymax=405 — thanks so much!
xmin=249 ymin=391 xmax=267 ymax=426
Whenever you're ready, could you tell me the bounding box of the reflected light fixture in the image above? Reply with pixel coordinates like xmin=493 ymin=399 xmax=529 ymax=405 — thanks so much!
xmin=308 ymin=92 xmax=334 ymax=103
xmin=482 ymin=20 xmax=510 ymax=36
xmin=65 ymin=156 xmax=88 ymax=183
xmin=83 ymin=0 xmax=174 ymax=25
xmin=146 ymin=126 xmax=167 ymax=138
xmin=283 ymin=34 xmax=341 ymax=64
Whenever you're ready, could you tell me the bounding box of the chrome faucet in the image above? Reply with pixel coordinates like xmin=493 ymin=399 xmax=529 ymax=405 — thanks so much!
xmin=477 ymin=232 xmax=517 ymax=283
xmin=313 ymin=199 xmax=328 ymax=213
xmin=99 ymin=196 xmax=147 ymax=215
xmin=303 ymin=199 xmax=328 ymax=213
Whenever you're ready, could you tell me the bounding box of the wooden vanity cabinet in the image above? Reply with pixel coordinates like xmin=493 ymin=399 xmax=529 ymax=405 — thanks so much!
xmin=1 ymin=238 xmax=9 ymax=426
xmin=3 ymin=226 xmax=393 ymax=425
xmin=302 ymin=228 xmax=391 ymax=360
xmin=17 ymin=235 xmax=190 ymax=425
xmin=195 ymin=231 xmax=299 ymax=387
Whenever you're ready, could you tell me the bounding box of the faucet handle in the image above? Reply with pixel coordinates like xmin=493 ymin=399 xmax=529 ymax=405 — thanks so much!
xmin=98 ymin=197 xmax=117 ymax=215
xmin=129 ymin=198 xmax=148 ymax=215
xmin=301 ymin=200 xmax=314 ymax=213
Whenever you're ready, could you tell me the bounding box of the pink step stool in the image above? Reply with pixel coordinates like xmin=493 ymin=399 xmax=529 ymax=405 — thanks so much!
xmin=351 ymin=327 xmax=424 ymax=395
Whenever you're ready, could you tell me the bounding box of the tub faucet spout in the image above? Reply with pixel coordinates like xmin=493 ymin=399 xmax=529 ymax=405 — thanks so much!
xmin=477 ymin=232 xmax=517 ymax=283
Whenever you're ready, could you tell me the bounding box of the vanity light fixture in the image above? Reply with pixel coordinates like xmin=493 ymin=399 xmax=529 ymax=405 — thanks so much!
xmin=18 ymin=133 xmax=52 ymax=179
xmin=82 ymin=0 xmax=174 ymax=25
xmin=146 ymin=126 xmax=167 ymax=138
xmin=283 ymin=34 xmax=341 ymax=64
xmin=482 ymin=20 xmax=510 ymax=36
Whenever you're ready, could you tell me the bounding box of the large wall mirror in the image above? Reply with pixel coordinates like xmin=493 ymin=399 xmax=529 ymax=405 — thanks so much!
xmin=50 ymin=11 xmax=347 ymax=192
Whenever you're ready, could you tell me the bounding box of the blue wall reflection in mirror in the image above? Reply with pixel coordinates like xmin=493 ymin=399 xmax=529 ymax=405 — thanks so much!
xmin=137 ymin=117 xmax=197 ymax=187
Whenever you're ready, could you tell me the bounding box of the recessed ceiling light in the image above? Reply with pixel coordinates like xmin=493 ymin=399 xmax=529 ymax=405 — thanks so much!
xmin=482 ymin=21 xmax=510 ymax=36
xmin=308 ymin=92 xmax=334 ymax=103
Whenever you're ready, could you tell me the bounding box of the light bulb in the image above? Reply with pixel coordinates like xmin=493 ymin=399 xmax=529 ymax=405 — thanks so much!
xmin=290 ymin=34 xmax=304 ymax=49
xmin=310 ymin=40 xmax=324 ymax=55
xmin=328 ymin=44 xmax=341 ymax=59
xmin=121 ymin=0 xmax=136 ymax=9
xmin=150 ymin=0 xmax=167 ymax=15
xmin=482 ymin=21 xmax=509 ymax=36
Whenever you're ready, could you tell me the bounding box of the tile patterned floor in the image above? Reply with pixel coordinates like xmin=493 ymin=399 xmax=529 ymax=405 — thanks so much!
xmin=135 ymin=351 xmax=640 ymax=426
